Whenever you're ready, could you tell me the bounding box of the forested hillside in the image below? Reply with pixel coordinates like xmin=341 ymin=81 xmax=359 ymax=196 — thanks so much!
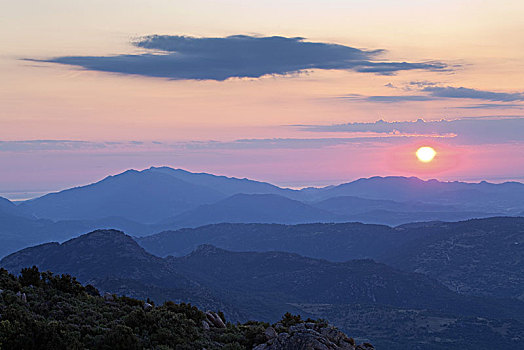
xmin=0 ymin=267 xmax=371 ymax=350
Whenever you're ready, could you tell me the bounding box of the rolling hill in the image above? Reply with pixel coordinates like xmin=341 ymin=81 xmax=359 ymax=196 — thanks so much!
xmin=386 ymin=217 xmax=524 ymax=300
xmin=138 ymin=217 xmax=524 ymax=301
xmin=2 ymin=229 xmax=524 ymax=349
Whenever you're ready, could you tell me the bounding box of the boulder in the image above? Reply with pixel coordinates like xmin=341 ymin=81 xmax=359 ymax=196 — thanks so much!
xmin=205 ymin=311 xmax=226 ymax=328
xmin=15 ymin=291 xmax=27 ymax=303
xmin=265 ymin=326 xmax=278 ymax=340
xmin=254 ymin=322 xmax=371 ymax=350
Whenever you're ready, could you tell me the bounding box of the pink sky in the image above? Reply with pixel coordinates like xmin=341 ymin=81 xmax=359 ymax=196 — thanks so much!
xmin=1 ymin=1 xmax=523 ymax=198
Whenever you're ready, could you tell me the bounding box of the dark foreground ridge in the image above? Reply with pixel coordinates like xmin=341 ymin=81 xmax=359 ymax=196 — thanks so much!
xmin=0 ymin=266 xmax=372 ymax=350
xmin=2 ymin=228 xmax=524 ymax=349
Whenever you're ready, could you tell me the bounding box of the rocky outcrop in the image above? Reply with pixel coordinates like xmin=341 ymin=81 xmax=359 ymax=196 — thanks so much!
xmin=254 ymin=322 xmax=373 ymax=350
xmin=205 ymin=311 xmax=226 ymax=328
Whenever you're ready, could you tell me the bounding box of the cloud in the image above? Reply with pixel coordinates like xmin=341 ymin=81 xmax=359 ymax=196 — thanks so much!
xmin=0 ymin=140 xmax=151 ymax=152
xmin=295 ymin=117 xmax=524 ymax=144
xmin=0 ymin=140 xmax=106 ymax=152
xmin=179 ymin=136 xmax=415 ymax=150
xmin=343 ymin=85 xmax=524 ymax=104
xmin=422 ymin=86 xmax=524 ymax=101
xmin=347 ymin=95 xmax=436 ymax=103
xmin=0 ymin=134 xmax=446 ymax=155
xmin=454 ymin=103 xmax=524 ymax=109
xmin=29 ymin=35 xmax=448 ymax=81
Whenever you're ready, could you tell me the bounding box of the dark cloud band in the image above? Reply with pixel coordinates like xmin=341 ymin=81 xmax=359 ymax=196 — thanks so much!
xmin=347 ymin=85 xmax=524 ymax=103
xmin=423 ymin=86 xmax=524 ymax=102
xmin=29 ymin=35 xmax=448 ymax=81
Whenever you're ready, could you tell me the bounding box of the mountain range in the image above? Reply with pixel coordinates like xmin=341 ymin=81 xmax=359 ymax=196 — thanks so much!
xmin=1 ymin=166 xmax=523 ymax=258
xmin=2 ymin=225 xmax=523 ymax=350
xmin=137 ymin=217 xmax=524 ymax=301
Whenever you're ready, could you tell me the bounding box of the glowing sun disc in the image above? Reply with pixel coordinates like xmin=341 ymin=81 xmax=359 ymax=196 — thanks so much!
xmin=416 ymin=146 xmax=436 ymax=163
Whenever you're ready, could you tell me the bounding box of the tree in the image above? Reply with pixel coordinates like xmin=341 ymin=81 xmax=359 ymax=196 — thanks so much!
xmin=19 ymin=266 xmax=41 ymax=287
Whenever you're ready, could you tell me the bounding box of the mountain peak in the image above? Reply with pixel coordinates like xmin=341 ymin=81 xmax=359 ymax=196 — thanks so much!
xmin=61 ymin=229 xmax=148 ymax=257
xmin=67 ymin=229 xmax=130 ymax=243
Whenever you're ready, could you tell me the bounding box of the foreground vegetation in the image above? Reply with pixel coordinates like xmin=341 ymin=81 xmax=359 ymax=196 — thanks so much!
xmin=0 ymin=266 xmax=363 ymax=350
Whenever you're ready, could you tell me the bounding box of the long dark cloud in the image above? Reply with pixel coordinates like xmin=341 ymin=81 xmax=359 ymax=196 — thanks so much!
xmin=455 ymin=103 xmax=524 ymax=110
xmin=29 ymin=35 xmax=448 ymax=80
xmin=363 ymin=95 xmax=435 ymax=102
xmin=346 ymin=85 xmax=524 ymax=103
xmin=296 ymin=117 xmax=524 ymax=144
xmin=423 ymin=86 xmax=524 ymax=101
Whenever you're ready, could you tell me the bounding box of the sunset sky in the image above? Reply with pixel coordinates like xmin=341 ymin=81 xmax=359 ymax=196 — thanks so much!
xmin=1 ymin=0 xmax=524 ymax=199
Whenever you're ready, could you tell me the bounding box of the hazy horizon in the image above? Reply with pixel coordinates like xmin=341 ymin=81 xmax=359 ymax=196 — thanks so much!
xmin=2 ymin=1 xmax=523 ymax=195
xmin=2 ymin=165 xmax=524 ymax=202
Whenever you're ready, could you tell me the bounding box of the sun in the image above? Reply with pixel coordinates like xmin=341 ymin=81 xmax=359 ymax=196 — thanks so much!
xmin=416 ymin=146 xmax=437 ymax=163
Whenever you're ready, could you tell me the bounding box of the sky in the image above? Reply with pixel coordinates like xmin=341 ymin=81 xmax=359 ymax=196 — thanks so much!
xmin=1 ymin=0 xmax=524 ymax=199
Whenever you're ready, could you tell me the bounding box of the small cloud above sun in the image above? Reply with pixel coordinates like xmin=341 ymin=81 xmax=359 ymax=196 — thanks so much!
xmin=416 ymin=146 xmax=437 ymax=163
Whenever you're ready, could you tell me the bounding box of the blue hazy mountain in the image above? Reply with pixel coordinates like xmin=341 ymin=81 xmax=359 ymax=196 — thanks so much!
xmin=310 ymin=195 xmax=499 ymax=225
xmin=2 ymin=168 xmax=522 ymax=260
xmin=149 ymin=166 xmax=300 ymax=197
xmin=15 ymin=168 xmax=523 ymax=225
xmin=164 ymin=193 xmax=340 ymax=228
xmin=312 ymin=195 xmax=457 ymax=214
xmin=18 ymin=169 xmax=226 ymax=223
xmin=0 ymin=196 xmax=32 ymax=218
xmin=310 ymin=176 xmax=524 ymax=214
xmin=16 ymin=167 xmax=302 ymax=223
xmin=137 ymin=222 xmax=412 ymax=260
xmin=0 ymin=208 xmax=153 ymax=258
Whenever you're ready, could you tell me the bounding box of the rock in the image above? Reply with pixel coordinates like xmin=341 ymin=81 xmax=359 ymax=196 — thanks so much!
xmin=289 ymin=323 xmax=307 ymax=332
xmin=265 ymin=326 xmax=278 ymax=340
xmin=205 ymin=311 xmax=226 ymax=328
xmin=305 ymin=322 xmax=316 ymax=329
xmin=202 ymin=320 xmax=211 ymax=330
xmin=104 ymin=292 xmax=114 ymax=301
xmin=254 ymin=322 xmax=371 ymax=350
xmin=144 ymin=302 xmax=153 ymax=311
xmin=15 ymin=291 xmax=27 ymax=303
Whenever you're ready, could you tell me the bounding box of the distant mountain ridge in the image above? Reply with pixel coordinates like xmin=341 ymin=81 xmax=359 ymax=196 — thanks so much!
xmin=150 ymin=166 xmax=299 ymax=198
xmin=18 ymin=169 xmax=226 ymax=223
xmin=14 ymin=167 xmax=524 ymax=225
xmin=138 ymin=217 xmax=524 ymax=301
xmin=164 ymin=193 xmax=340 ymax=227
xmin=1 ymin=167 xmax=523 ymax=259
xmin=0 ymin=196 xmax=31 ymax=218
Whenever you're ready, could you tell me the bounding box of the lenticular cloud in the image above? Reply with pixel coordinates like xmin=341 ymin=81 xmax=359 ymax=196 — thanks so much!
xmin=30 ymin=35 xmax=448 ymax=81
